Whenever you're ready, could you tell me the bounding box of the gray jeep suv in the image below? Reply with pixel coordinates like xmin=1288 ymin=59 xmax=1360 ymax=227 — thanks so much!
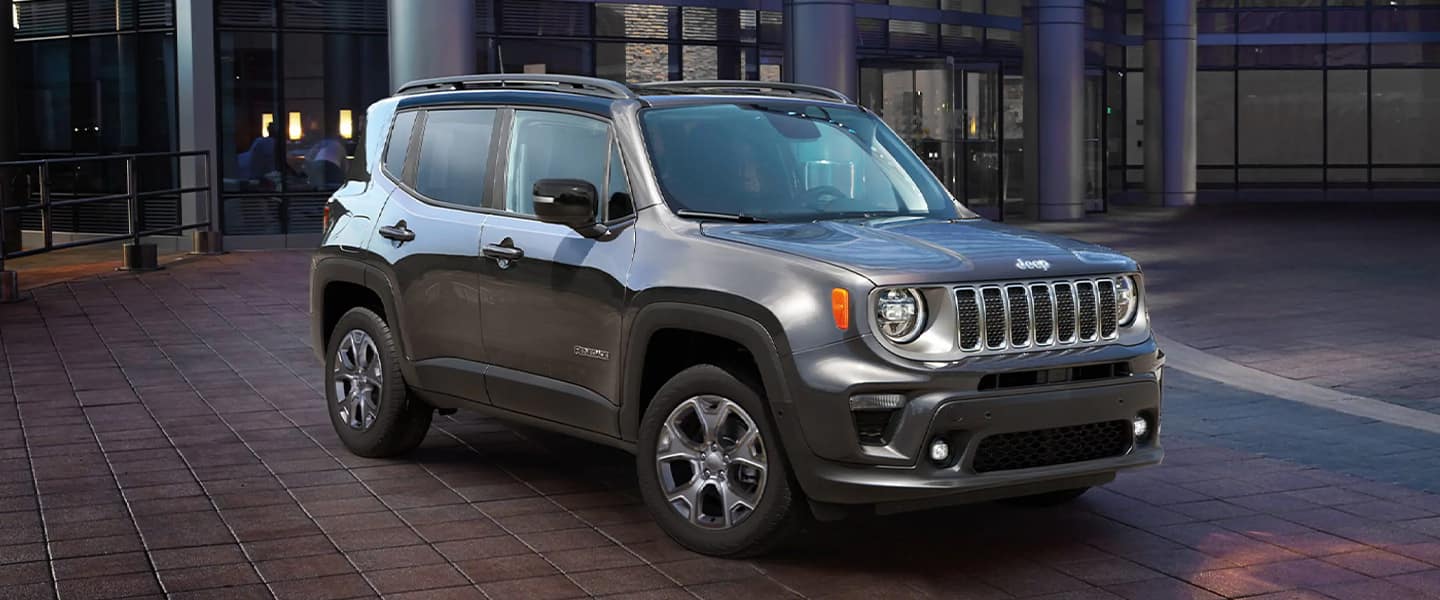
xmin=311 ymin=75 xmax=1163 ymax=557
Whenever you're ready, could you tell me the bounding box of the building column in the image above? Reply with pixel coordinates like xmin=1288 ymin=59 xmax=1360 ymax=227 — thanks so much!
xmin=388 ymin=0 xmax=475 ymax=92
xmin=782 ymin=0 xmax=856 ymax=99
xmin=1143 ymin=0 xmax=1196 ymax=207
xmin=0 ymin=0 xmax=19 ymax=255
xmin=1022 ymin=0 xmax=1087 ymax=220
xmin=176 ymin=0 xmax=218 ymax=250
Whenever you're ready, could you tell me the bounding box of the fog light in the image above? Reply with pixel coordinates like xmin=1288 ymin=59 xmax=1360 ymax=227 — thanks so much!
xmin=1132 ymin=416 xmax=1150 ymax=440
xmin=928 ymin=438 xmax=951 ymax=464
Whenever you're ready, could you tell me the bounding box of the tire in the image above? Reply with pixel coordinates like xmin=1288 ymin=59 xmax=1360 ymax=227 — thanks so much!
xmin=636 ymin=364 xmax=803 ymax=557
xmin=325 ymin=307 xmax=432 ymax=458
xmin=1000 ymin=487 xmax=1091 ymax=507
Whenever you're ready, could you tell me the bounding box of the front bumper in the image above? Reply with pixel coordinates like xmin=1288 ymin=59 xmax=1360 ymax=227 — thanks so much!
xmin=775 ymin=335 xmax=1164 ymax=510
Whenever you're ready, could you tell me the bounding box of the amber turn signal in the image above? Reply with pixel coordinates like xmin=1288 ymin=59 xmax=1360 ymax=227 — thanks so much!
xmin=831 ymin=288 xmax=850 ymax=331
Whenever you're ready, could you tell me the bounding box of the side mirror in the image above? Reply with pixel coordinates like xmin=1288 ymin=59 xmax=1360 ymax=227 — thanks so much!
xmin=533 ymin=179 xmax=605 ymax=238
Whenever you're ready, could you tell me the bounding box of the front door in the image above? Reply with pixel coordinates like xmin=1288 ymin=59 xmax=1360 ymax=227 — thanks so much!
xmin=478 ymin=108 xmax=636 ymax=436
xmin=367 ymin=107 xmax=502 ymax=403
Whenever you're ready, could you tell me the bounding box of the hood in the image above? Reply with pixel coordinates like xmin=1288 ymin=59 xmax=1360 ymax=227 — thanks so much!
xmin=700 ymin=217 xmax=1136 ymax=285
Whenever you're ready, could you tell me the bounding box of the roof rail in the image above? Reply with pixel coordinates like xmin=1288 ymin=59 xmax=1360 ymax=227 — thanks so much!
xmin=395 ymin=74 xmax=638 ymax=100
xmin=631 ymin=80 xmax=853 ymax=104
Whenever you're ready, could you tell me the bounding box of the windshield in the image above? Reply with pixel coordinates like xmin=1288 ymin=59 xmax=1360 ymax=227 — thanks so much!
xmin=640 ymin=102 xmax=977 ymax=222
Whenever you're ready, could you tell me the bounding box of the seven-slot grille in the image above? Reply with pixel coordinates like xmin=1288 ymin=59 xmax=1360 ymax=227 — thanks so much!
xmin=955 ymin=277 xmax=1123 ymax=353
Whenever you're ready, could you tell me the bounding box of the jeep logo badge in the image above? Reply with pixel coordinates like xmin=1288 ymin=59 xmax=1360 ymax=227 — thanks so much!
xmin=1015 ymin=258 xmax=1052 ymax=271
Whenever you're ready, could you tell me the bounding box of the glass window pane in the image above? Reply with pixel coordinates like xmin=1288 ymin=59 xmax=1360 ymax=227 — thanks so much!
xmin=383 ymin=110 xmax=417 ymax=178
xmin=1197 ymin=71 xmax=1235 ymax=165
xmin=1326 ymin=70 xmax=1367 ymax=165
xmin=1237 ymin=44 xmax=1323 ymax=67
xmin=598 ymin=43 xmax=668 ymax=83
xmin=284 ymin=33 xmax=389 ymax=193
xmin=596 ymin=4 xmax=670 ymax=38
xmin=683 ymin=46 xmax=716 ymax=80
xmin=414 ymin=109 xmax=497 ymax=207
xmin=504 ymin=111 xmax=611 ymax=216
xmin=220 ymin=32 xmax=280 ymax=193
xmin=942 ymin=0 xmax=983 ymax=11
xmin=16 ymin=39 xmax=69 ymax=153
xmin=498 ymin=39 xmax=591 ymax=76
xmin=1237 ymin=70 xmax=1323 ymax=166
xmin=988 ymin=0 xmax=1022 ymax=16
xmin=1372 ymin=69 xmax=1440 ymax=165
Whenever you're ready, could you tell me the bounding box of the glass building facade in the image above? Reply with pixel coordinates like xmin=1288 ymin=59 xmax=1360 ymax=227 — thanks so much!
xmin=9 ymin=0 xmax=1439 ymax=242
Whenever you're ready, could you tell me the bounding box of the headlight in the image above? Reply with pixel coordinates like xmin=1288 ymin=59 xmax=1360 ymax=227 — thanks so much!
xmin=875 ymin=288 xmax=925 ymax=343
xmin=1115 ymin=275 xmax=1140 ymax=326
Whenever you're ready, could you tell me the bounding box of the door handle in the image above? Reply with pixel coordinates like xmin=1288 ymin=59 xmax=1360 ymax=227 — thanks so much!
xmin=482 ymin=243 xmax=524 ymax=261
xmin=378 ymin=220 xmax=415 ymax=243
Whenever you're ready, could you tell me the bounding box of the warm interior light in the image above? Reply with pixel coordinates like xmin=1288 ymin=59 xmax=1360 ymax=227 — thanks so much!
xmin=831 ymin=288 xmax=850 ymax=331
xmin=287 ymin=112 xmax=302 ymax=141
xmin=338 ymin=109 xmax=354 ymax=140
xmin=260 ymin=113 xmax=274 ymax=137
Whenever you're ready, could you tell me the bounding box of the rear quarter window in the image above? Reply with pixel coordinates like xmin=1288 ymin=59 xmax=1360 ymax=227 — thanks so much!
xmin=383 ymin=110 xmax=419 ymax=179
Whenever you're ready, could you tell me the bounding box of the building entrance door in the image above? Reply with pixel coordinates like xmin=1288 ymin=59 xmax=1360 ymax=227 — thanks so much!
xmin=859 ymin=58 xmax=1007 ymax=221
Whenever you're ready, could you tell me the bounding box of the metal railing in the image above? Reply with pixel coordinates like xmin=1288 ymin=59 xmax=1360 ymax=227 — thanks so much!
xmin=0 ymin=150 xmax=215 ymax=274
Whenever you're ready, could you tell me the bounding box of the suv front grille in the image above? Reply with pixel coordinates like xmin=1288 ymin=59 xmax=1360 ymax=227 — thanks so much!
xmin=954 ymin=277 xmax=1122 ymax=354
xmin=971 ymin=420 xmax=1133 ymax=473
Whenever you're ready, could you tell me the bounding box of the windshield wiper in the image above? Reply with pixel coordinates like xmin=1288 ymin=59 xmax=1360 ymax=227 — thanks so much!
xmin=675 ymin=209 xmax=769 ymax=223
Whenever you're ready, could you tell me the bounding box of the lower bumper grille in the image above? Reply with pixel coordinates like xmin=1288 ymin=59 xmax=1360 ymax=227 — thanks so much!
xmin=971 ymin=420 xmax=1133 ymax=473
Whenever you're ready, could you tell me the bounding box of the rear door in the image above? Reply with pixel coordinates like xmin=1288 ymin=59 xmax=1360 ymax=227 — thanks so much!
xmin=477 ymin=108 xmax=637 ymax=435
xmin=366 ymin=107 xmax=503 ymax=403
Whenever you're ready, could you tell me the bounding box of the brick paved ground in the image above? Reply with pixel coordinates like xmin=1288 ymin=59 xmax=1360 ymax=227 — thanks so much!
xmin=1027 ymin=204 xmax=1440 ymax=413
xmin=3 ymin=249 xmax=1440 ymax=599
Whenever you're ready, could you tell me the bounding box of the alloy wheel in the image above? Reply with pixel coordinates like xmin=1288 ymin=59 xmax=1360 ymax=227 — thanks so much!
xmin=655 ymin=395 xmax=768 ymax=529
xmin=333 ymin=329 xmax=382 ymax=431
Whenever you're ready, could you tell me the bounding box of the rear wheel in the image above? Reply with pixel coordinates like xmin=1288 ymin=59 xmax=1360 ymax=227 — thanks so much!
xmin=1001 ymin=487 xmax=1091 ymax=507
xmin=326 ymin=307 xmax=432 ymax=457
xmin=637 ymin=364 xmax=802 ymax=557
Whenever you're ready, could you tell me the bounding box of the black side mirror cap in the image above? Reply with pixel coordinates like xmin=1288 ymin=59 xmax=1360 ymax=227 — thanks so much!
xmin=533 ymin=178 xmax=606 ymax=238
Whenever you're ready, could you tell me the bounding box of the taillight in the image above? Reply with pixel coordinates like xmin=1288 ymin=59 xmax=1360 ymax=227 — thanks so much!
xmin=322 ymin=203 xmax=332 ymax=231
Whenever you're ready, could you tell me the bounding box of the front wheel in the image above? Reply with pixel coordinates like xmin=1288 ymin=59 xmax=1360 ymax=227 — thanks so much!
xmin=325 ymin=307 xmax=432 ymax=458
xmin=636 ymin=364 xmax=802 ymax=557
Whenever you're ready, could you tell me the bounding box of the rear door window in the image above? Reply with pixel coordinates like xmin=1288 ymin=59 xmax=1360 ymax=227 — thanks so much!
xmin=412 ymin=109 xmax=498 ymax=207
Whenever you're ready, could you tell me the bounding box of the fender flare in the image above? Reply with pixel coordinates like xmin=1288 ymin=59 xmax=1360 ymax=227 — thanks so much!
xmin=309 ymin=254 xmax=420 ymax=385
xmin=619 ymin=297 xmax=794 ymax=442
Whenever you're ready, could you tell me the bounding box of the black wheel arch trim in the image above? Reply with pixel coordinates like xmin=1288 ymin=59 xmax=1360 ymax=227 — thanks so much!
xmin=620 ymin=294 xmax=794 ymax=443
xmin=310 ymin=252 xmax=421 ymax=386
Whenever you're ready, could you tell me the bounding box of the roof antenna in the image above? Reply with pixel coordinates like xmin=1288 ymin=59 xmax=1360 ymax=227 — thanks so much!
xmin=496 ymin=41 xmax=505 ymax=74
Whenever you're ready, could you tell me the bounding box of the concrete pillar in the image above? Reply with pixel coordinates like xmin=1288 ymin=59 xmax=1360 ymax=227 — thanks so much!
xmin=0 ymin=0 xmax=19 ymax=255
xmin=389 ymin=0 xmax=475 ymax=92
xmin=1143 ymin=0 xmax=1197 ymax=207
xmin=782 ymin=0 xmax=856 ymax=99
xmin=176 ymin=0 xmax=219 ymax=250
xmin=1022 ymin=0 xmax=1087 ymax=220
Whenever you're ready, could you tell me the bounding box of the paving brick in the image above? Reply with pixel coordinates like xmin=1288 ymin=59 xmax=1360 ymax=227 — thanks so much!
xmin=455 ymin=553 xmax=558 ymax=583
